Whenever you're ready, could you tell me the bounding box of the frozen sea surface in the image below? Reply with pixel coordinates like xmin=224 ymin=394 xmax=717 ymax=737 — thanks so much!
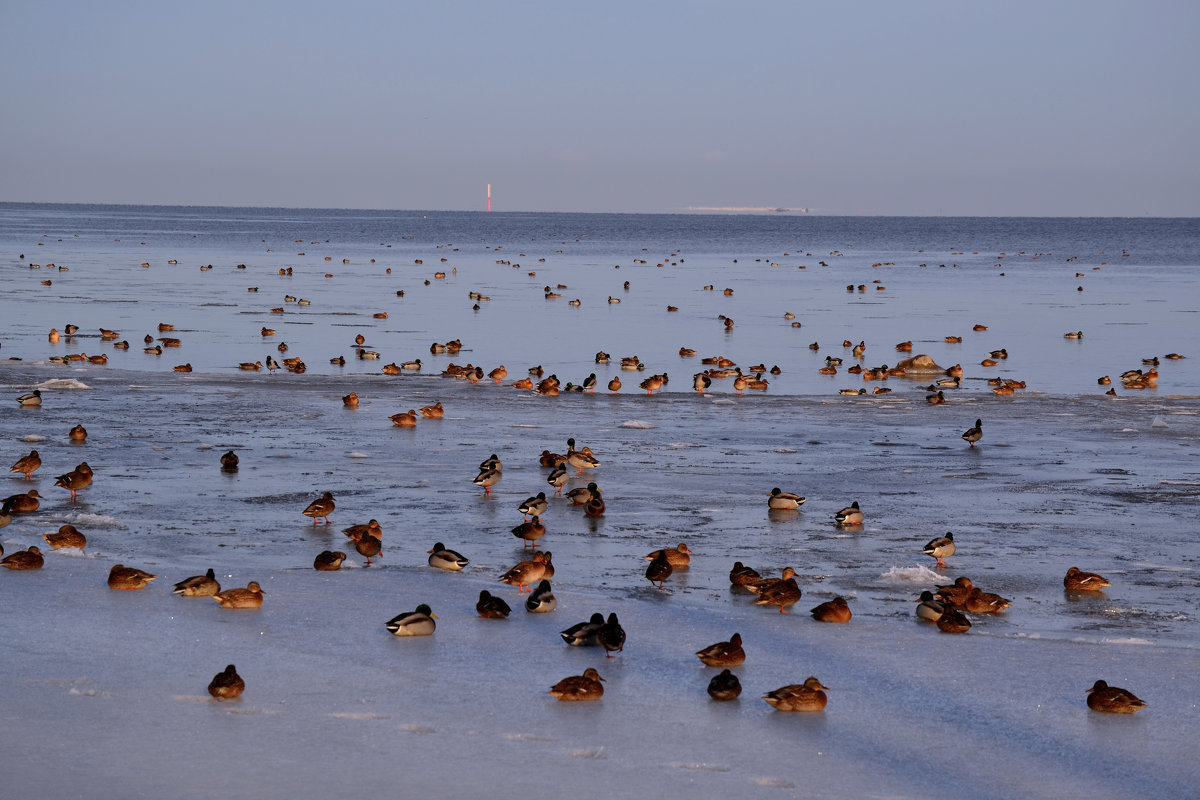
xmin=1 ymin=206 xmax=1198 ymax=798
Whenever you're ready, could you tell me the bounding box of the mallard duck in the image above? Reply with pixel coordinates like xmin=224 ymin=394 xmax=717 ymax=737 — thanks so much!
xmin=936 ymin=377 xmax=961 ymax=389
xmin=935 ymin=576 xmax=974 ymax=605
xmin=390 ymin=410 xmax=418 ymax=427
xmin=0 ymin=503 xmax=10 ymax=531
xmin=768 ymin=487 xmax=805 ymax=510
xmin=598 ymin=613 xmax=625 ymax=657
xmin=560 ymin=612 xmax=605 ymax=646
xmin=646 ymin=551 xmax=673 ymax=588
xmin=926 ymin=390 xmax=946 ymax=404
xmin=548 ymin=668 xmax=604 ymax=701
xmin=696 ymin=633 xmax=744 ymax=667
xmin=3 ymin=489 xmax=40 ymax=513
xmin=584 ymin=490 xmax=605 ymax=518
xmin=108 ymin=564 xmax=156 ymax=590
xmin=476 ymin=590 xmax=511 ymax=619
xmin=42 ymin=524 xmax=86 ymax=550
xmin=10 ymin=450 xmax=41 ymax=478
xmin=834 ymin=501 xmax=863 ymax=526
xmin=473 ymin=467 xmax=501 ymax=493
xmin=1 ymin=545 xmax=44 ymax=570
xmin=732 ymin=372 xmax=749 ymax=393
xmin=68 ymin=424 xmax=87 ymax=441
xmin=1064 ymin=331 xmax=1083 ymax=339
xmin=525 ymin=580 xmax=556 ymax=612
xmin=265 ymin=355 xmax=280 ymax=372
xmin=1064 ymin=566 xmax=1111 ymax=592
xmin=538 ymin=450 xmax=564 ymax=468
xmin=341 ymin=519 xmax=382 ymax=541
xmin=219 ymin=450 xmax=239 ymax=471
xmin=763 ymin=677 xmax=829 ymax=711
xmin=565 ymin=441 xmax=600 ymax=474
xmin=487 ymin=365 xmax=507 ymax=383
xmin=639 ymin=374 xmax=665 ymax=394
xmin=810 ymin=596 xmax=852 ymax=623
xmin=386 ymin=604 xmax=437 ymax=636
xmin=594 ymin=352 xmax=610 ymax=364
xmin=512 ymin=516 xmax=546 ymax=548
xmin=16 ymin=389 xmax=42 ymax=407
xmin=419 ymin=402 xmax=444 ymax=418
xmin=915 ymin=591 xmax=945 ymax=622
xmin=55 ymin=463 xmax=93 ymax=499
xmin=499 ymin=552 xmax=547 ymax=591
xmin=239 ymin=360 xmax=263 ymax=371
xmin=1086 ymin=680 xmax=1146 ymax=713
xmin=172 ymin=568 xmax=220 ymax=596
xmin=546 ymin=464 xmax=569 ymax=494
xmin=607 ymin=376 xmax=622 ymax=394
xmin=693 ymin=372 xmax=712 ymax=393
xmin=303 ymin=492 xmax=335 ymax=524
xmin=962 ymin=419 xmax=983 ymax=447
xmin=923 ymin=532 xmax=955 ymax=566
xmin=707 ymin=669 xmax=742 ymax=701
xmin=427 ymin=542 xmax=469 ymax=570
xmin=314 ymin=550 xmax=347 ymax=571
xmin=936 ymin=606 xmax=972 ymax=633
xmin=350 ymin=530 xmax=382 ymax=564
xmin=837 ymin=387 xmax=864 ymax=395
xmin=518 ymin=492 xmax=548 ymax=520
xmin=566 ymin=481 xmax=598 ymax=506
xmin=208 ymin=664 xmax=245 ymax=699
xmin=964 ymin=586 xmax=1011 ymax=613
xmin=214 ymin=581 xmax=264 ymax=608
xmin=644 ymin=543 xmax=691 ymax=568
xmin=754 ymin=571 xmax=802 ymax=613
xmin=729 ymin=561 xmax=762 ymax=588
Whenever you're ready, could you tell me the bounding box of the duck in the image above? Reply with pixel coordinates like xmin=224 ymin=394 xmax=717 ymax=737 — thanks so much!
xmin=313 ymin=550 xmax=347 ymax=571
xmin=237 ymin=360 xmax=263 ymax=370
xmin=3 ymin=489 xmax=40 ymax=513
xmin=580 ymin=373 xmax=598 ymax=393
xmin=693 ymin=372 xmax=712 ymax=393
xmin=55 ymin=463 xmax=93 ymax=499
xmin=838 ymin=388 xmax=865 ymax=395
xmin=768 ymin=487 xmax=805 ymax=510
xmin=476 ymin=590 xmax=511 ymax=619
xmin=732 ymin=372 xmax=749 ymax=393
xmin=499 ymin=552 xmax=547 ymax=591
xmin=488 ymin=365 xmax=507 ymax=383
xmin=598 ymin=613 xmax=626 ymax=657
xmin=42 ymin=524 xmax=86 ymax=550
xmin=302 ymin=492 xmax=335 ymax=524
xmin=565 ymin=439 xmax=600 ymax=474
xmin=1064 ymin=566 xmax=1111 ymax=592
xmin=1 ymin=545 xmax=44 ymax=570
xmin=68 ymin=424 xmax=87 ymax=441
xmin=265 ymin=355 xmax=280 ymax=372
xmin=644 ymin=543 xmax=691 ymax=568
xmin=961 ymin=419 xmax=983 ymax=447
xmin=915 ymin=591 xmax=945 ymax=622
xmin=729 ymin=561 xmax=762 ymax=588
xmin=548 ymin=668 xmax=605 ymax=701
xmin=834 ymin=501 xmax=864 ymax=526
xmin=639 ymin=374 xmax=665 ymax=394
xmin=763 ymin=677 xmax=829 ymax=711
xmin=172 ymin=568 xmax=221 ymax=596
xmin=810 ymin=596 xmax=852 ymax=623
xmin=546 ymin=464 xmax=570 ymax=494
xmin=341 ymin=519 xmax=382 ymax=541
xmin=473 ymin=467 xmax=501 ymax=494
xmin=510 ymin=376 xmax=533 ymax=390
xmin=518 ymin=492 xmax=548 ymax=520
xmin=10 ymin=450 xmax=41 ymax=478
xmin=1086 ymin=680 xmax=1146 ymax=713
xmin=427 ymin=542 xmax=469 ymax=571
xmin=213 ymin=581 xmax=265 ymax=608
xmin=0 ymin=503 xmax=12 ymax=531
xmin=646 ymin=550 xmax=673 ymax=589
xmin=583 ymin=490 xmax=606 ymax=518
xmin=922 ymin=532 xmax=956 ymax=566
xmin=707 ymin=669 xmax=742 ymax=701
xmin=512 ymin=516 xmax=546 ymax=548
xmin=926 ymin=390 xmax=946 ymax=405
xmin=390 ymin=410 xmax=418 ymax=427
xmin=385 ymin=604 xmax=437 ymax=636
xmin=16 ymin=389 xmax=42 ymax=407
xmin=1064 ymin=331 xmax=1083 ymax=339
xmin=963 ymin=586 xmax=1011 ymax=613
xmin=208 ymin=665 xmax=245 ymax=699
xmin=607 ymin=376 xmax=622 ymax=394
xmin=936 ymin=377 xmax=961 ymax=389
xmin=560 ymin=613 xmax=605 ymax=646
xmin=525 ymin=580 xmax=557 ymax=612
xmin=349 ymin=529 xmax=382 ymax=565
xmin=935 ymin=576 xmax=975 ymax=605
xmin=936 ymin=606 xmax=972 ymax=633
xmin=419 ymin=402 xmax=444 ymax=418
xmin=108 ymin=564 xmax=157 ymax=590
xmin=219 ymin=451 xmax=239 ymax=471
xmin=565 ymin=481 xmax=598 ymax=506
xmin=754 ymin=570 xmax=802 ymax=613
xmin=695 ymin=633 xmax=744 ymax=667
xmin=538 ymin=450 xmax=564 ymax=468
xmin=594 ymin=352 xmax=610 ymax=364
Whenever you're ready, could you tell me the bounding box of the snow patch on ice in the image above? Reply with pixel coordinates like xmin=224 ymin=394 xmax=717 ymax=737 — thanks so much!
xmin=620 ymin=420 xmax=654 ymax=429
xmin=347 ymin=452 xmax=370 ymax=459
xmin=879 ymin=565 xmax=943 ymax=584
xmin=37 ymin=378 xmax=91 ymax=390
xmin=21 ymin=434 xmax=46 ymax=442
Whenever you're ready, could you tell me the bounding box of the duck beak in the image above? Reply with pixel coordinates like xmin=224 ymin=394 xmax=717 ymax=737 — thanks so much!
xmin=430 ymin=613 xmax=439 ymax=619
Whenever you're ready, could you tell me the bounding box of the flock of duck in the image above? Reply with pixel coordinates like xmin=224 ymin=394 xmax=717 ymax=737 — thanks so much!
xmin=1 ymin=403 xmax=1146 ymax=713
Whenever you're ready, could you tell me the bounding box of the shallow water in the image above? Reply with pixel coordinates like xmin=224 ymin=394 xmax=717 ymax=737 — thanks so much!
xmin=1 ymin=206 xmax=1198 ymax=798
